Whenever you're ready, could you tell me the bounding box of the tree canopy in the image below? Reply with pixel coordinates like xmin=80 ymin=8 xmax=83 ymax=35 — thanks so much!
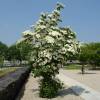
xmin=16 ymin=42 xmax=33 ymax=61
xmin=0 ymin=41 xmax=8 ymax=59
xmin=79 ymin=42 xmax=100 ymax=68
xmin=0 ymin=41 xmax=8 ymax=65
xmin=17 ymin=3 xmax=79 ymax=98
xmin=6 ymin=45 xmax=21 ymax=61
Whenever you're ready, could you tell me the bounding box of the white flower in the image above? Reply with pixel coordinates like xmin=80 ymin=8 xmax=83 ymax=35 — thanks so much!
xmin=39 ymin=25 xmax=46 ymax=29
xmin=68 ymin=35 xmax=73 ymax=39
xmin=39 ymin=50 xmax=52 ymax=60
xmin=45 ymin=36 xmax=55 ymax=43
xmin=48 ymin=14 xmax=52 ymax=18
xmin=61 ymin=47 xmax=67 ymax=53
xmin=53 ymin=10 xmax=60 ymax=15
xmin=46 ymin=52 xmax=52 ymax=59
xmin=64 ymin=44 xmax=73 ymax=49
xmin=61 ymin=30 xmax=68 ymax=35
xmin=51 ymin=18 xmax=56 ymax=22
xmin=62 ymin=47 xmax=66 ymax=51
xmin=35 ymin=34 xmax=40 ymax=38
xmin=49 ymin=31 xmax=61 ymax=37
xmin=67 ymin=46 xmax=75 ymax=54
xmin=22 ymin=30 xmax=34 ymax=36
xmin=39 ymin=59 xmax=48 ymax=66
xmin=16 ymin=2 xmax=80 ymax=74
xmin=67 ymin=40 xmax=72 ymax=44
xmin=64 ymin=44 xmax=69 ymax=47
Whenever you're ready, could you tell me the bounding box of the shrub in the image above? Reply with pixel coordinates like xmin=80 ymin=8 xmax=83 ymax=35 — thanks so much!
xmin=39 ymin=78 xmax=63 ymax=98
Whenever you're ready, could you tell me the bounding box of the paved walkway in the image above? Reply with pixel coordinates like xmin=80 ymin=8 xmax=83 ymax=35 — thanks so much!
xmin=60 ymin=69 xmax=100 ymax=92
xmin=16 ymin=74 xmax=83 ymax=100
xmin=16 ymin=69 xmax=100 ymax=100
xmin=57 ymin=69 xmax=100 ymax=100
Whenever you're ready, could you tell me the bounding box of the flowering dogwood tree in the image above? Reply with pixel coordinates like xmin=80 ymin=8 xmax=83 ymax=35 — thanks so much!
xmin=18 ymin=3 xmax=79 ymax=98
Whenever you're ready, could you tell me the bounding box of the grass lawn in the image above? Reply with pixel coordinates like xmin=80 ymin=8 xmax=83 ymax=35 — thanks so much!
xmin=0 ymin=67 xmax=18 ymax=78
xmin=64 ymin=64 xmax=82 ymax=70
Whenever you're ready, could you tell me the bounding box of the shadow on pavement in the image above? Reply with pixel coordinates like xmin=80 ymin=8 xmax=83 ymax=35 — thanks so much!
xmin=78 ymin=72 xmax=96 ymax=74
xmin=58 ymin=85 xmax=90 ymax=97
xmin=71 ymin=86 xmax=90 ymax=95
xmin=58 ymin=87 xmax=78 ymax=97
xmin=16 ymin=78 xmax=29 ymax=100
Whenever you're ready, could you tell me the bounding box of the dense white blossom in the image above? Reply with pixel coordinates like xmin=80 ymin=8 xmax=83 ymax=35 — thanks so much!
xmin=45 ymin=36 xmax=55 ymax=43
xmin=38 ymin=50 xmax=52 ymax=60
xmin=67 ymin=47 xmax=76 ymax=54
xmin=17 ymin=2 xmax=79 ymax=69
xmin=35 ymin=34 xmax=40 ymax=38
xmin=49 ymin=31 xmax=61 ymax=37
xmin=22 ymin=30 xmax=34 ymax=36
xmin=16 ymin=4 xmax=80 ymax=97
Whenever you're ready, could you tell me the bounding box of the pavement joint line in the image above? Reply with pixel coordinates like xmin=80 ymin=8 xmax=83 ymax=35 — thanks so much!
xmin=57 ymin=70 xmax=100 ymax=100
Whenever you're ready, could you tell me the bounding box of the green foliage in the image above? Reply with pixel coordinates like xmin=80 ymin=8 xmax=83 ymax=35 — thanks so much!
xmin=88 ymin=48 xmax=100 ymax=67
xmin=0 ymin=56 xmax=4 ymax=63
xmin=18 ymin=2 xmax=79 ymax=98
xmin=5 ymin=42 xmax=32 ymax=63
xmin=95 ymin=48 xmax=100 ymax=66
xmin=39 ymin=78 xmax=63 ymax=98
xmin=0 ymin=41 xmax=8 ymax=67
xmin=6 ymin=45 xmax=21 ymax=61
xmin=79 ymin=42 xmax=100 ymax=68
xmin=16 ymin=42 xmax=33 ymax=61
xmin=79 ymin=49 xmax=89 ymax=64
xmin=65 ymin=64 xmax=81 ymax=70
xmin=0 ymin=41 xmax=8 ymax=60
xmin=0 ymin=56 xmax=4 ymax=67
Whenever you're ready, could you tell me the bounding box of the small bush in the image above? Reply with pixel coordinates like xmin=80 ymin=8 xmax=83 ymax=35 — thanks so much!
xmin=39 ymin=78 xmax=63 ymax=98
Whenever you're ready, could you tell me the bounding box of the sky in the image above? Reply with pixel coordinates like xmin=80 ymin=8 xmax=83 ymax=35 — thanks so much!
xmin=0 ymin=0 xmax=100 ymax=46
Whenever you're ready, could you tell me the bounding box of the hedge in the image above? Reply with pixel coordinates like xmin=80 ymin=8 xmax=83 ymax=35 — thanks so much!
xmin=0 ymin=67 xmax=31 ymax=100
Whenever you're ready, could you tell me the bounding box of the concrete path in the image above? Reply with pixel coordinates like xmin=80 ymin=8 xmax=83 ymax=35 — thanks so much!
xmin=16 ymin=74 xmax=83 ymax=100
xmin=60 ymin=69 xmax=100 ymax=92
xmin=57 ymin=69 xmax=100 ymax=100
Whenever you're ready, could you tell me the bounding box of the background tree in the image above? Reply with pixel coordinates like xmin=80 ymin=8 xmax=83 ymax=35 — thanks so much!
xmin=18 ymin=3 xmax=79 ymax=98
xmin=0 ymin=41 xmax=8 ymax=67
xmin=87 ymin=43 xmax=100 ymax=69
xmin=6 ymin=45 xmax=21 ymax=66
xmin=0 ymin=55 xmax=4 ymax=67
xmin=95 ymin=48 xmax=100 ymax=67
xmin=0 ymin=41 xmax=8 ymax=59
xmin=78 ymin=44 xmax=89 ymax=74
xmin=79 ymin=42 xmax=100 ymax=70
xmin=16 ymin=42 xmax=33 ymax=61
